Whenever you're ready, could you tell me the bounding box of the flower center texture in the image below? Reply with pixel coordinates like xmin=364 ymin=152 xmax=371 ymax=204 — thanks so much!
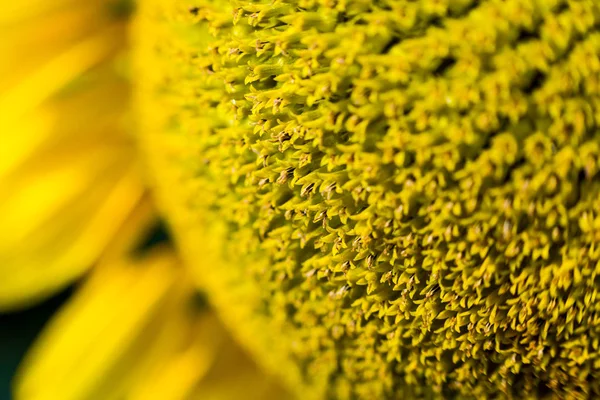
xmin=135 ymin=0 xmax=600 ymax=398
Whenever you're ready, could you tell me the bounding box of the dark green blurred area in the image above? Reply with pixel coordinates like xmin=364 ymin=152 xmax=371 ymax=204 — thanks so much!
xmin=107 ymin=0 xmax=136 ymax=20
xmin=0 ymin=288 xmax=72 ymax=400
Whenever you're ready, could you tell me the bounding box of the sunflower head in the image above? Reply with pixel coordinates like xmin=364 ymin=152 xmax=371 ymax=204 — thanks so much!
xmin=136 ymin=0 xmax=600 ymax=398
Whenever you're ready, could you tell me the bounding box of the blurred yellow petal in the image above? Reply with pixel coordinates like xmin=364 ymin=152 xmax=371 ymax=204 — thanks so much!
xmin=0 ymin=26 xmax=123 ymax=132
xmin=14 ymin=248 xmax=291 ymax=400
xmin=0 ymin=1 xmax=128 ymax=173
xmin=13 ymin=249 xmax=190 ymax=400
xmin=0 ymin=0 xmax=142 ymax=311
xmin=128 ymin=300 xmax=291 ymax=400
xmin=189 ymin=334 xmax=292 ymax=400
xmin=129 ymin=314 xmax=224 ymax=400
xmin=0 ymin=1 xmax=125 ymax=94
xmin=0 ymin=0 xmax=96 ymax=26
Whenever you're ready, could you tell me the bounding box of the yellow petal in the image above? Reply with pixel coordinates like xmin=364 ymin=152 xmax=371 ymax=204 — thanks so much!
xmin=0 ymin=0 xmax=140 ymax=311
xmin=13 ymin=249 xmax=191 ymax=400
xmin=128 ymin=314 xmax=224 ymax=400
xmin=129 ymin=309 xmax=292 ymax=400
xmin=189 ymin=333 xmax=292 ymax=400
xmin=0 ymin=25 xmax=126 ymax=177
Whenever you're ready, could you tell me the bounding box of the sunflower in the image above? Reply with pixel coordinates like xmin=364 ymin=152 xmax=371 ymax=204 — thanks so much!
xmin=7 ymin=0 xmax=600 ymax=398
xmin=1 ymin=1 xmax=287 ymax=399
xmin=134 ymin=0 xmax=600 ymax=398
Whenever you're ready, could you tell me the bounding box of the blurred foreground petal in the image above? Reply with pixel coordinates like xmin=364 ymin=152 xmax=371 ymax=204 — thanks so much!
xmin=0 ymin=0 xmax=142 ymax=311
xmin=14 ymin=249 xmax=290 ymax=400
xmin=14 ymin=249 xmax=190 ymax=400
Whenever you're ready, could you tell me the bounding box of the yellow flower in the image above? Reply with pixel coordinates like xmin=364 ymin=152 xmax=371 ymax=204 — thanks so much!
xmin=12 ymin=0 xmax=600 ymax=398
xmin=1 ymin=1 xmax=288 ymax=399
xmin=134 ymin=0 xmax=600 ymax=398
